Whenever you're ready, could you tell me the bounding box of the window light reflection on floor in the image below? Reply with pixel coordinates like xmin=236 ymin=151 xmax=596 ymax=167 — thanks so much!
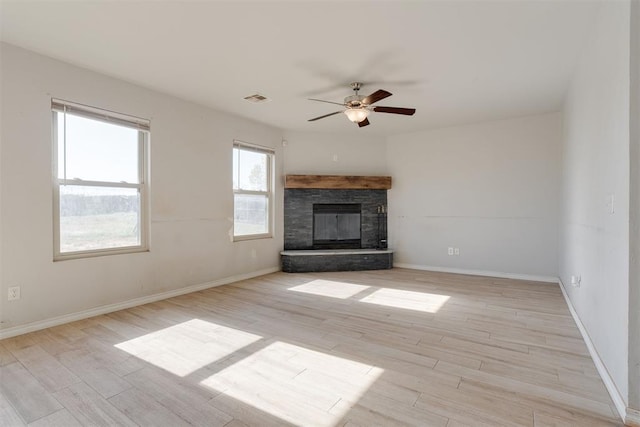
xmin=288 ymin=279 xmax=451 ymax=313
xmin=288 ymin=279 xmax=370 ymax=299
xmin=114 ymin=319 xmax=262 ymax=376
xmin=359 ymin=288 xmax=450 ymax=313
xmin=200 ymin=341 xmax=383 ymax=427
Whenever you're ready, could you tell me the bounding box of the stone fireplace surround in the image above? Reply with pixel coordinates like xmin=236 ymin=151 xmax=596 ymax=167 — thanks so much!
xmin=281 ymin=175 xmax=393 ymax=273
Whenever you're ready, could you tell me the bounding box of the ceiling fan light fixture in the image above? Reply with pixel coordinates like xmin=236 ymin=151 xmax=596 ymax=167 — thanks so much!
xmin=344 ymin=108 xmax=369 ymax=123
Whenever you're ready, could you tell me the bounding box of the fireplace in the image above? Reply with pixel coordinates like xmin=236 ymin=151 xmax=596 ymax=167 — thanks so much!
xmin=282 ymin=179 xmax=393 ymax=272
xmin=313 ymin=203 xmax=361 ymax=249
xmin=283 ymin=188 xmax=387 ymax=250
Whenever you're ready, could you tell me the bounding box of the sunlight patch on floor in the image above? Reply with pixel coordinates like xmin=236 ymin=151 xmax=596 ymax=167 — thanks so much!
xmin=359 ymin=288 xmax=450 ymax=313
xmin=289 ymin=279 xmax=370 ymax=299
xmin=115 ymin=319 xmax=262 ymax=376
xmin=201 ymin=341 xmax=383 ymax=426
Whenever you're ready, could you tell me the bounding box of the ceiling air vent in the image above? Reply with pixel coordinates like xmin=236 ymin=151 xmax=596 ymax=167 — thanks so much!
xmin=243 ymin=93 xmax=270 ymax=104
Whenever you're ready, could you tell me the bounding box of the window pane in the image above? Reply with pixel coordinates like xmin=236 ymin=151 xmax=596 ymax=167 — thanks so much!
xmin=234 ymin=194 xmax=268 ymax=236
xmin=238 ymin=149 xmax=267 ymax=191
xmin=57 ymin=113 xmax=139 ymax=183
xmin=59 ymin=185 xmax=141 ymax=253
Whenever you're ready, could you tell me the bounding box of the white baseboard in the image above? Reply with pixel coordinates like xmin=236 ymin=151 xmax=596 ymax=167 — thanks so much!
xmin=394 ymin=263 xmax=559 ymax=283
xmin=557 ymin=279 xmax=628 ymax=423
xmin=0 ymin=267 xmax=280 ymax=340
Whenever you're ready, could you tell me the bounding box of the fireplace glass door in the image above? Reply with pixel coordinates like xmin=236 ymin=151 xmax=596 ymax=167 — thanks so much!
xmin=313 ymin=204 xmax=361 ymax=249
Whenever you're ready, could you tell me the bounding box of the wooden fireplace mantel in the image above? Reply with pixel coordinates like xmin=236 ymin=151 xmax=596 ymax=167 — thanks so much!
xmin=284 ymin=175 xmax=392 ymax=190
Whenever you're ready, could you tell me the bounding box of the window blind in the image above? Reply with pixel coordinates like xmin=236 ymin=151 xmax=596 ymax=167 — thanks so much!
xmin=233 ymin=140 xmax=275 ymax=154
xmin=51 ymin=99 xmax=150 ymax=132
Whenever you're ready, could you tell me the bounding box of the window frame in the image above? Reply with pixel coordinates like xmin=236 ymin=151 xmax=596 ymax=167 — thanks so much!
xmin=232 ymin=140 xmax=274 ymax=241
xmin=51 ymin=99 xmax=150 ymax=261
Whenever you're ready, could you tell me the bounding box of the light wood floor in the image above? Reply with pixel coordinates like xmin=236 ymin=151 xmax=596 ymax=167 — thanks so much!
xmin=0 ymin=268 xmax=623 ymax=426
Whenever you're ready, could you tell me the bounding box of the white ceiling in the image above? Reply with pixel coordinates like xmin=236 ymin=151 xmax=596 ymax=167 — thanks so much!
xmin=0 ymin=1 xmax=599 ymax=135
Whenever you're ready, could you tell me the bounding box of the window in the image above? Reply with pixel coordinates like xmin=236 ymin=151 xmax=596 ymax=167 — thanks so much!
xmin=52 ymin=99 xmax=149 ymax=260
xmin=233 ymin=141 xmax=274 ymax=240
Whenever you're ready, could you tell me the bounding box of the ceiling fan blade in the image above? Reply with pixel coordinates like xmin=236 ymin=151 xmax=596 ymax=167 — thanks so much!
xmin=308 ymin=111 xmax=343 ymax=122
xmin=357 ymin=118 xmax=370 ymax=128
xmin=308 ymin=98 xmax=346 ymax=107
xmin=362 ymin=89 xmax=392 ymax=105
xmin=373 ymin=106 xmax=416 ymax=115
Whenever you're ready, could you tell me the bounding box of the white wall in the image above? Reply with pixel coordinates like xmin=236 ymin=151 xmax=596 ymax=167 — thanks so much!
xmin=0 ymin=43 xmax=284 ymax=332
xmin=282 ymin=131 xmax=387 ymax=176
xmin=386 ymin=113 xmax=561 ymax=279
xmin=560 ymin=0 xmax=630 ymax=405
xmin=629 ymin=0 xmax=640 ymax=413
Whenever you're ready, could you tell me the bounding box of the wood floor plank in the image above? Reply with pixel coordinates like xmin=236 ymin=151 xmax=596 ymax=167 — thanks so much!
xmin=208 ymin=393 xmax=297 ymax=427
xmin=435 ymin=360 xmax=617 ymax=420
xmin=24 ymin=330 xmax=78 ymax=357
xmin=0 ymin=269 xmax=623 ymax=426
xmin=206 ymin=350 xmax=341 ymax=417
xmin=57 ymin=349 xmax=132 ymax=399
xmin=0 ymin=390 xmax=26 ymax=427
xmin=294 ymin=364 xmax=420 ymax=407
xmin=334 ymin=391 xmax=450 ymax=427
xmin=44 ymin=324 xmax=88 ymax=343
xmin=412 ymin=340 xmax=482 ymax=369
xmin=415 ymin=374 xmax=536 ymax=426
xmin=460 ymin=379 xmax=620 ymax=426
xmin=52 ymin=382 xmax=136 ymax=427
xmin=332 ymin=399 xmax=415 ymax=427
xmin=533 ymin=409 xmax=620 ymax=427
xmin=124 ymin=367 xmax=232 ymax=426
xmin=10 ymin=345 xmax=80 ymax=393
xmin=556 ymin=368 xmax=613 ymax=403
xmin=526 ymin=346 xmax=601 ymax=377
xmin=479 ymin=358 xmax=560 ymax=386
xmin=108 ymin=388 xmax=192 ymax=426
xmin=210 ymin=379 xmax=339 ymax=426
xmin=370 ymin=365 xmax=462 ymax=394
xmin=1 ymin=334 xmax=37 ymax=353
xmin=0 ymin=362 xmax=62 ymax=423
xmin=27 ymin=409 xmax=81 ymax=427
xmin=0 ymin=343 xmax=16 ymax=367
xmin=77 ymin=336 xmax=147 ymax=378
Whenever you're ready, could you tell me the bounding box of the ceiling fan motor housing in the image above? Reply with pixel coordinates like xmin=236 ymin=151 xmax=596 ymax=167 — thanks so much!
xmin=345 ymin=94 xmax=366 ymax=108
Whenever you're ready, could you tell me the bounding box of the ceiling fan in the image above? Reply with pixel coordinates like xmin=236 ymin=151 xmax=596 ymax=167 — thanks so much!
xmin=307 ymin=82 xmax=416 ymax=127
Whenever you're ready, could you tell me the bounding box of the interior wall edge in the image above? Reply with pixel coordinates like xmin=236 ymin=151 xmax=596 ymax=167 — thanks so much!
xmin=627 ymin=0 xmax=640 ymax=412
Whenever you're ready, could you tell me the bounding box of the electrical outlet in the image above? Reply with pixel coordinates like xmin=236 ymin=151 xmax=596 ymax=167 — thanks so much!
xmin=570 ymin=275 xmax=581 ymax=287
xmin=7 ymin=286 xmax=20 ymax=301
xmin=454 ymin=248 xmax=460 ymax=255
xmin=448 ymin=247 xmax=454 ymax=256
xmin=607 ymin=194 xmax=615 ymax=214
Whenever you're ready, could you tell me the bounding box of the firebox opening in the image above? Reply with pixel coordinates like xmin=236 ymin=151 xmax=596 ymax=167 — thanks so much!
xmin=313 ymin=203 xmax=362 ymax=249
